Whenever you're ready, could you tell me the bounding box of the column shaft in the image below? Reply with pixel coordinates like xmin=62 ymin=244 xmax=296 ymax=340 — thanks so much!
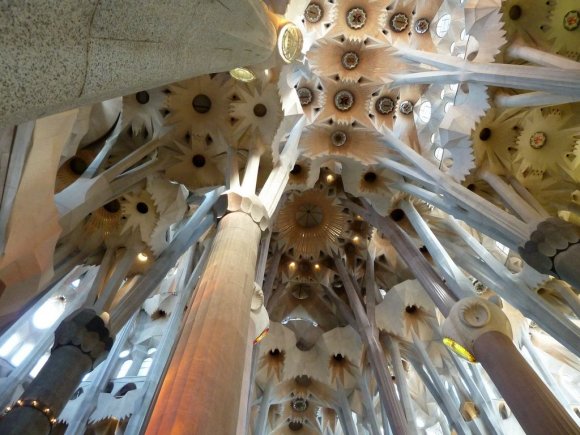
xmin=0 ymin=1 xmax=276 ymax=127
xmin=146 ymin=211 xmax=262 ymax=435
xmin=474 ymin=331 xmax=579 ymax=435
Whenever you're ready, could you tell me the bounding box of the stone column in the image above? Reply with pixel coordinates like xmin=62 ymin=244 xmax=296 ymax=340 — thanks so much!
xmin=442 ymin=297 xmax=579 ymax=435
xmin=0 ymin=1 xmax=277 ymax=128
xmin=0 ymin=309 xmax=112 ymax=435
xmin=519 ymin=217 xmax=580 ymax=289
xmin=145 ymin=209 xmax=263 ymax=435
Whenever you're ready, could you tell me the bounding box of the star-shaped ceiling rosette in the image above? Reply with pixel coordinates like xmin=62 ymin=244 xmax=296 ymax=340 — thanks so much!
xmin=290 ymin=0 xmax=495 ymax=188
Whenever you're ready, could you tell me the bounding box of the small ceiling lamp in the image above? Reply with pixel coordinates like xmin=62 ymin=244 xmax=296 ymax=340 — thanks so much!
xmin=229 ymin=67 xmax=256 ymax=82
xmin=137 ymin=253 xmax=149 ymax=262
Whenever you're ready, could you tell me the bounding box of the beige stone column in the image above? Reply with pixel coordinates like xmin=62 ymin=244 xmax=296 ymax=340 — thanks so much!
xmin=145 ymin=210 xmax=262 ymax=435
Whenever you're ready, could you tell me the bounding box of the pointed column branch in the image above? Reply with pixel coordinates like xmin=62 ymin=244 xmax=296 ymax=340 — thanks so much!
xmin=406 ymin=339 xmax=471 ymax=435
xmin=399 ymin=200 xmax=473 ymax=300
xmin=399 ymin=49 xmax=580 ymax=96
xmin=255 ymin=382 xmax=274 ymax=435
xmin=259 ymin=117 xmax=305 ymax=216
xmin=495 ymin=91 xmax=580 ymax=107
xmin=478 ymin=170 xmax=545 ymax=226
xmin=345 ymin=200 xmax=456 ymax=315
xmin=506 ymin=39 xmax=580 ymax=70
xmin=382 ymin=336 xmax=417 ymax=432
xmin=108 ymin=188 xmax=222 ymax=333
xmin=334 ymin=254 xmax=408 ymax=435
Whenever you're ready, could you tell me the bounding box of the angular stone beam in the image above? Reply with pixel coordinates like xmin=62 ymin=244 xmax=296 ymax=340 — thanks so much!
xmin=334 ymin=254 xmax=409 ymax=435
xmin=108 ymin=188 xmax=222 ymax=333
xmin=344 ymin=200 xmax=456 ymax=315
xmin=400 ymin=200 xmax=473 ymax=300
xmin=398 ymin=49 xmax=580 ymax=97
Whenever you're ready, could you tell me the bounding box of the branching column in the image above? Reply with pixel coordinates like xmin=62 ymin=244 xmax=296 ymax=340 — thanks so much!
xmin=0 ymin=309 xmax=113 ymax=435
xmin=145 ymin=208 xmax=263 ymax=435
xmin=442 ymin=297 xmax=579 ymax=435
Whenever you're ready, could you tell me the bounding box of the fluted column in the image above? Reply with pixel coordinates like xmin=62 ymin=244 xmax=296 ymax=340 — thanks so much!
xmin=442 ymin=297 xmax=579 ymax=435
xmin=146 ymin=210 xmax=263 ymax=435
xmin=0 ymin=309 xmax=112 ymax=435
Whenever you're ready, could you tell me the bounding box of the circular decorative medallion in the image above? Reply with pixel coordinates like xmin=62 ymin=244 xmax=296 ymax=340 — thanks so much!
xmin=331 ymin=130 xmax=348 ymax=147
xmin=278 ymin=23 xmax=304 ymax=63
xmin=391 ymin=13 xmax=409 ymax=32
xmin=414 ymin=18 xmax=430 ymax=34
xmin=399 ymin=100 xmax=414 ymax=115
xmin=297 ymin=87 xmax=313 ymax=106
xmin=564 ymin=10 xmax=580 ymax=31
xmin=296 ymin=204 xmax=324 ymax=228
xmin=334 ymin=90 xmax=355 ymax=111
xmin=341 ymin=51 xmax=360 ymax=70
xmin=305 ymin=2 xmax=323 ymax=23
xmin=529 ymin=131 xmax=547 ymax=149
xmin=375 ymin=96 xmax=395 ymax=115
xmin=291 ymin=398 xmax=309 ymax=412
xmin=347 ymin=7 xmax=367 ymax=29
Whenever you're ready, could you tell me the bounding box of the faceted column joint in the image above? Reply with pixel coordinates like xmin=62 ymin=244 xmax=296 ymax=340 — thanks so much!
xmin=0 ymin=309 xmax=113 ymax=435
xmin=53 ymin=308 xmax=114 ymax=369
xmin=519 ymin=217 xmax=580 ymax=288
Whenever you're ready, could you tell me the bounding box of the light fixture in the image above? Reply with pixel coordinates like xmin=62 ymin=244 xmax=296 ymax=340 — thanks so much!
xmin=326 ymin=174 xmax=335 ymax=183
xmin=442 ymin=337 xmax=476 ymax=363
xmin=137 ymin=252 xmax=149 ymax=262
xmin=253 ymin=327 xmax=269 ymax=345
xmin=277 ymin=23 xmax=303 ymax=63
xmin=229 ymin=67 xmax=256 ymax=82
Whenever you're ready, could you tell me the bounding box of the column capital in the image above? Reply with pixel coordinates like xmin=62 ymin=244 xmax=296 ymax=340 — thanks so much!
xmin=53 ymin=308 xmax=114 ymax=369
xmin=519 ymin=217 xmax=580 ymax=288
xmin=442 ymin=296 xmax=512 ymax=362
xmin=213 ymin=190 xmax=270 ymax=231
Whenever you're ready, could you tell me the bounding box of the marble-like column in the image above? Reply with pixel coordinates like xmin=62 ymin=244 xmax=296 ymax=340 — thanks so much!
xmin=0 ymin=1 xmax=277 ymax=128
xmin=145 ymin=210 xmax=262 ymax=435
xmin=0 ymin=309 xmax=112 ymax=435
xmin=442 ymin=297 xmax=579 ymax=435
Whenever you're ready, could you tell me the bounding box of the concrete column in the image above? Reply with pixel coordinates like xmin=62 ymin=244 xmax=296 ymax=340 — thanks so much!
xmin=145 ymin=211 xmax=262 ymax=435
xmin=0 ymin=309 xmax=112 ymax=435
xmin=442 ymin=297 xmax=579 ymax=435
xmin=474 ymin=332 xmax=579 ymax=435
xmin=0 ymin=0 xmax=277 ymax=128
